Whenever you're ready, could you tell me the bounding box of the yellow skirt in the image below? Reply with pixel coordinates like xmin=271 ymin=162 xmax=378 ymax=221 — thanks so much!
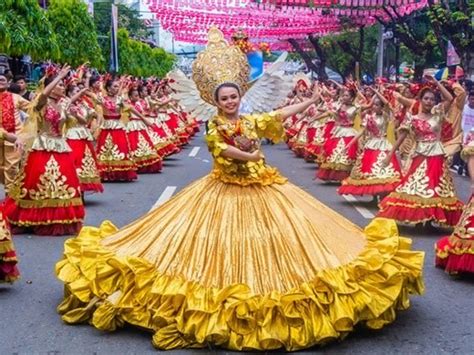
xmin=56 ymin=174 xmax=424 ymax=351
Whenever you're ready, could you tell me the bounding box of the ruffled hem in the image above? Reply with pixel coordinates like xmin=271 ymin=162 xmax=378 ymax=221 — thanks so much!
xmin=80 ymin=182 xmax=104 ymax=194
xmin=435 ymin=236 xmax=474 ymax=273
xmin=317 ymin=168 xmax=350 ymax=182
xmin=137 ymin=161 xmax=162 ymax=174
xmin=377 ymin=197 xmax=463 ymax=227
xmin=101 ymin=170 xmax=138 ymax=182
xmin=12 ymin=222 xmax=82 ymax=236
xmin=158 ymin=143 xmax=180 ymax=157
xmin=4 ymin=199 xmax=85 ymax=235
xmin=0 ymin=239 xmax=19 ymax=283
xmin=338 ymin=182 xmax=399 ymax=197
xmin=56 ymin=218 xmax=424 ymax=351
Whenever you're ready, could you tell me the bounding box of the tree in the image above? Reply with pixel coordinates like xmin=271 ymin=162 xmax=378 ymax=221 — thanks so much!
xmin=117 ymin=29 xmax=175 ymax=78
xmin=0 ymin=0 xmax=59 ymax=60
xmin=427 ymin=0 xmax=474 ymax=76
xmin=47 ymin=0 xmax=104 ymax=69
xmin=376 ymin=7 xmax=442 ymax=80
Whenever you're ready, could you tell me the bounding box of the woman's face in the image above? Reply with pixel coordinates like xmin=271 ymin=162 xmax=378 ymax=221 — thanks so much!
xmin=53 ymin=80 xmax=65 ymax=97
xmin=108 ymin=81 xmax=120 ymax=95
xmin=216 ymin=86 xmax=240 ymax=116
xmin=129 ymin=90 xmax=139 ymax=102
xmin=373 ymin=98 xmax=383 ymax=114
xmin=341 ymin=90 xmax=353 ymax=104
xmin=421 ymin=91 xmax=436 ymax=112
xmin=68 ymin=85 xmax=80 ymax=98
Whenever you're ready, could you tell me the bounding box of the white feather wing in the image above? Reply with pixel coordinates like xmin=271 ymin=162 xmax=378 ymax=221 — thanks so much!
xmin=240 ymin=52 xmax=294 ymax=114
xmin=167 ymin=70 xmax=217 ymax=122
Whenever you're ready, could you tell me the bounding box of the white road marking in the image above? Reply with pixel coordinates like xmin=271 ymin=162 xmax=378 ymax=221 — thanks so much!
xmin=202 ymin=159 xmax=210 ymax=163
xmin=342 ymin=194 xmax=375 ymax=219
xmin=150 ymin=186 xmax=177 ymax=210
xmin=188 ymin=147 xmax=200 ymax=157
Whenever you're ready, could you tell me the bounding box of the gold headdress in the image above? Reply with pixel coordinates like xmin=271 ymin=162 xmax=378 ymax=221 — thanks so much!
xmin=192 ymin=27 xmax=250 ymax=105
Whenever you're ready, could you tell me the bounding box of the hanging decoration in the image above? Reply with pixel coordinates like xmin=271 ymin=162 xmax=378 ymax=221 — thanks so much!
xmin=144 ymin=0 xmax=428 ymax=50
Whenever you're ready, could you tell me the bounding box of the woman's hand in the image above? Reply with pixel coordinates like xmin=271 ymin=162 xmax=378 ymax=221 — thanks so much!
xmin=249 ymin=149 xmax=264 ymax=162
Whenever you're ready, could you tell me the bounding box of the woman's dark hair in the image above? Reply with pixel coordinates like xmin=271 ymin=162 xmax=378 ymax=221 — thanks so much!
xmin=128 ymin=87 xmax=138 ymax=98
xmin=105 ymin=78 xmax=118 ymax=91
xmin=214 ymin=82 xmax=241 ymax=102
xmin=8 ymin=83 xmax=21 ymax=94
xmin=419 ymin=87 xmax=436 ymax=100
xmin=138 ymin=85 xmax=149 ymax=95
xmin=13 ymin=75 xmax=26 ymax=83
xmin=66 ymin=84 xmax=77 ymax=97
xmin=89 ymin=75 xmax=101 ymax=87
xmin=343 ymin=88 xmax=356 ymax=99
xmin=44 ymin=75 xmax=58 ymax=87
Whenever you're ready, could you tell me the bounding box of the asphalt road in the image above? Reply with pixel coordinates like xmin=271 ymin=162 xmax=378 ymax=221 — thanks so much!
xmin=1 ymin=130 xmax=473 ymax=355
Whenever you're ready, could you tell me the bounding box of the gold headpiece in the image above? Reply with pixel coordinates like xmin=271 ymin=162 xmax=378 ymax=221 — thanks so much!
xmin=192 ymin=27 xmax=250 ymax=105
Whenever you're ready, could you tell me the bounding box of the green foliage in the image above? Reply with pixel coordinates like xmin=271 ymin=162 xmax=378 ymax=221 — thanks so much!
xmin=318 ymin=26 xmax=379 ymax=78
xmin=47 ymin=0 xmax=105 ymax=69
xmin=116 ymin=29 xmax=175 ymax=78
xmin=0 ymin=0 xmax=59 ymax=60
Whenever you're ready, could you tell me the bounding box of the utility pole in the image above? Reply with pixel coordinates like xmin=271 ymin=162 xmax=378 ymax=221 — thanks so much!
xmin=110 ymin=1 xmax=119 ymax=73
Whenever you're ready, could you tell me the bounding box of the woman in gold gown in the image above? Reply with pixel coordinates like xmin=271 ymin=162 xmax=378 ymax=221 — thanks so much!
xmin=56 ymin=29 xmax=424 ymax=351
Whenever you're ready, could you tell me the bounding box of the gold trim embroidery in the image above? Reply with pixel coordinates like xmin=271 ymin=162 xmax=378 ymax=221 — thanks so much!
xmin=396 ymin=159 xmax=435 ymax=198
xmin=78 ymin=145 xmax=100 ymax=180
xmin=98 ymin=134 xmax=126 ymax=162
xmin=28 ymin=156 xmax=78 ymax=200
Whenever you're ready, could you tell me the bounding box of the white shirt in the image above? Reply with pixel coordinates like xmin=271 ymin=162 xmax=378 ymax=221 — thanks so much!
xmin=462 ymin=103 xmax=474 ymax=141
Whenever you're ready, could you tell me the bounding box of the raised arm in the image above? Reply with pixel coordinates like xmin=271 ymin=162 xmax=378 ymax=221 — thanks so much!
xmin=37 ymin=65 xmax=71 ymax=110
xmin=278 ymin=88 xmax=320 ymax=121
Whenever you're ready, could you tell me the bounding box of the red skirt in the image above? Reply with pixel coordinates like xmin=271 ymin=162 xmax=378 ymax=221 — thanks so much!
xmin=67 ymin=139 xmax=104 ymax=193
xmin=318 ymin=136 xmax=358 ymax=182
xmin=148 ymin=125 xmax=181 ymax=157
xmin=291 ymin=123 xmax=309 ymax=158
xmin=96 ymin=129 xmax=137 ymax=182
xmin=127 ymin=129 xmax=162 ymax=173
xmin=0 ymin=207 xmax=19 ymax=283
xmin=339 ymin=148 xmax=402 ymax=196
xmin=435 ymin=195 xmax=474 ymax=274
xmin=378 ymin=154 xmax=463 ymax=226
xmin=304 ymin=125 xmax=326 ymax=163
xmin=4 ymin=150 xmax=85 ymax=236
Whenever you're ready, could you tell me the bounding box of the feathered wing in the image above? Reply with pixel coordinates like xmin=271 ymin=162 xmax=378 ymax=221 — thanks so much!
xmin=240 ymin=52 xmax=294 ymax=114
xmin=167 ymin=70 xmax=217 ymax=122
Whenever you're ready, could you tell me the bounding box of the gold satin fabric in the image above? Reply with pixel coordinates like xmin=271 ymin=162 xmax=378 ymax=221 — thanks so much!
xmin=103 ymin=175 xmax=366 ymax=294
xmin=56 ymin=173 xmax=424 ymax=351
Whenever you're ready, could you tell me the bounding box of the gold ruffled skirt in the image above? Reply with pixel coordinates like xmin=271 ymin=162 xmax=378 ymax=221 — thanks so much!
xmin=56 ymin=174 xmax=424 ymax=351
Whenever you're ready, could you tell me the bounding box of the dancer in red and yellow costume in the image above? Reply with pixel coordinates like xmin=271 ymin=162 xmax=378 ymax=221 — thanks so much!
xmin=5 ymin=65 xmax=85 ymax=236
xmin=317 ymin=87 xmax=361 ymax=181
xmin=0 ymin=129 xmax=21 ymax=282
xmin=126 ymin=88 xmax=162 ymax=173
xmin=339 ymin=88 xmax=401 ymax=197
xmin=95 ymin=78 xmax=137 ymax=182
xmin=139 ymin=85 xmax=181 ymax=157
xmin=65 ymin=81 xmax=103 ymax=194
xmin=435 ymin=133 xmax=474 ymax=274
xmin=378 ymin=76 xmax=464 ymax=226
xmin=56 ymin=29 xmax=423 ymax=352
xmin=158 ymin=85 xmax=190 ymax=146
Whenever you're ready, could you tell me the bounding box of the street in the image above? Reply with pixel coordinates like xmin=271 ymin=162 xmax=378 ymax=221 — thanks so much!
xmin=1 ymin=131 xmax=473 ymax=355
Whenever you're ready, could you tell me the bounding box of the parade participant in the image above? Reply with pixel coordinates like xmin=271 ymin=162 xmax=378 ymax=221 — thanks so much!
xmin=0 ymin=130 xmax=21 ymax=283
xmin=5 ymin=65 xmax=85 ymax=236
xmin=56 ymin=29 xmax=423 ymax=352
xmin=126 ymin=88 xmax=162 ymax=173
xmin=435 ymin=130 xmax=474 ymax=274
xmin=317 ymin=86 xmax=362 ymax=181
xmin=339 ymin=89 xmax=402 ymax=197
xmin=158 ymin=84 xmax=190 ymax=146
xmin=0 ymin=73 xmax=29 ymax=192
xmin=13 ymin=75 xmax=34 ymax=101
xmin=378 ymin=76 xmax=464 ymax=227
xmin=95 ymin=78 xmax=137 ymax=182
xmin=440 ymin=81 xmax=466 ymax=158
xmin=139 ymin=85 xmax=181 ymax=157
xmin=65 ymin=82 xmax=103 ymax=194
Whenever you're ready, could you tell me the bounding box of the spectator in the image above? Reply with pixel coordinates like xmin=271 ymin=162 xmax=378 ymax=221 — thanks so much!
xmin=13 ymin=75 xmax=34 ymax=101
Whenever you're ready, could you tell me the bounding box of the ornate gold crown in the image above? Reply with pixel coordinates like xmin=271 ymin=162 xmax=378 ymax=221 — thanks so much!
xmin=192 ymin=27 xmax=250 ymax=105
